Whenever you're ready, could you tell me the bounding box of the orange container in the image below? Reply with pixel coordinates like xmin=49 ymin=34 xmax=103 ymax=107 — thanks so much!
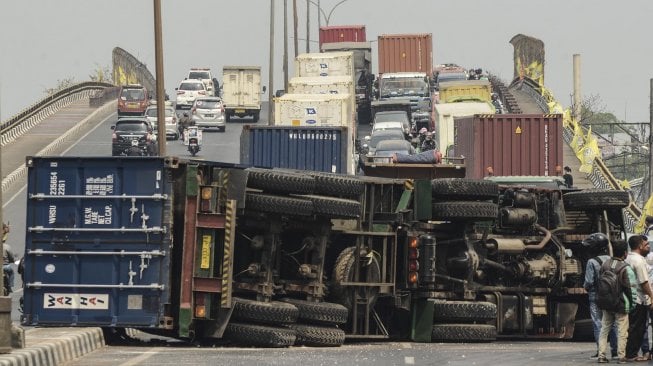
xmin=377 ymin=34 xmax=433 ymax=74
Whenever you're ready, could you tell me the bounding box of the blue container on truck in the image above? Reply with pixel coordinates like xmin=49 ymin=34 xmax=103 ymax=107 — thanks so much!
xmin=22 ymin=157 xmax=173 ymax=327
xmin=240 ymin=125 xmax=349 ymax=173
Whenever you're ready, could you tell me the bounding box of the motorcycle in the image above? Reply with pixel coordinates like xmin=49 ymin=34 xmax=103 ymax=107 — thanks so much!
xmin=184 ymin=126 xmax=202 ymax=157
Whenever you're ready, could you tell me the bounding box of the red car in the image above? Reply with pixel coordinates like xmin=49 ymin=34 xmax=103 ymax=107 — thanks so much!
xmin=117 ymin=84 xmax=149 ymax=116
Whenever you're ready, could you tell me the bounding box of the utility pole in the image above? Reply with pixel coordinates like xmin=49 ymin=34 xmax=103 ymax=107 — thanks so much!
xmin=305 ymin=0 xmax=310 ymax=53
xmin=268 ymin=0 xmax=275 ymax=125
xmin=0 ymin=80 xmax=10 ymax=354
xmin=317 ymin=0 xmax=321 ymax=30
xmin=649 ymin=78 xmax=653 ymax=197
xmin=154 ymin=0 xmax=166 ymax=155
xmin=293 ymin=0 xmax=299 ymax=58
xmin=284 ymin=0 xmax=288 ymax=91
xmin=572 ymin=54 xmax=581 ymax=123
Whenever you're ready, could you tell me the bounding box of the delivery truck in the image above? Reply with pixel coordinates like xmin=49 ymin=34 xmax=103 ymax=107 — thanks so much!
xmin=222 ymin=66 xmax=264 ymax=122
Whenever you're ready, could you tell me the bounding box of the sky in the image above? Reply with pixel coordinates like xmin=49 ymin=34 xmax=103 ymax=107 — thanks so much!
xmin=1 ymin=0 xmax=652 ymax=123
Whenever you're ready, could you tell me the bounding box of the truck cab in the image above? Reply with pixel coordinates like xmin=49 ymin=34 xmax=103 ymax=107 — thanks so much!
xmin=378 ymin=72 xmax=432 ymax=130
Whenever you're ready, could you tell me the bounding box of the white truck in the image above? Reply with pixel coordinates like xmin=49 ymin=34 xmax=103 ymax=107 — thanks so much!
xmin=222 ymin=66 xmax=265 ymax=122
xmin=274 ymin=93 xmax=356 ymax=174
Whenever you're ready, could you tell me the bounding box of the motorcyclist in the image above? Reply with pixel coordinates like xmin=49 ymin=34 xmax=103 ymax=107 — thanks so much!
xmin=492 ymin=93 xmax=504 ymax=114
xmin=418 ymin=127 xmax=428 ymax=146
xmin=178 ymin=112 xmax=194 ymax=142
xmin=421 ymin=132 xmax=437 ymax=152
xmin=2 ymin=223 xmax=15 ymax=293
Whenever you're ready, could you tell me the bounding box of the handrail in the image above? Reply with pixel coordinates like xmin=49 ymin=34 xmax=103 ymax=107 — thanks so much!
xmin=0 ymin=81 xmax=114 ymax=135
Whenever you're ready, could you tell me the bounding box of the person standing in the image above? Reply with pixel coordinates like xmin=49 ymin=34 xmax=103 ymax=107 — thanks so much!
xmin=625 ymin=235 xmax=653 ymax=362
xmin=597 ymin=239 xmax=636 ymax=363
xmin=563 ymin=166 xmax=574 ymax=188
xmin=583 ymin=233 xmax=618 ymax=359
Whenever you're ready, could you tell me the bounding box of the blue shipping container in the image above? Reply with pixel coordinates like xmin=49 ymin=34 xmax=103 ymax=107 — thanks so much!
xmin=22 ymin=157 xmax=172 ymax=327
xmin=240 ymin=125 xmax=348 ymax=173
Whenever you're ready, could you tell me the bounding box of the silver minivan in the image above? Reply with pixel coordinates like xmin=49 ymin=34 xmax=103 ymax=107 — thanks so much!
xmin=191 ymin=97 xmax=226 ymax=131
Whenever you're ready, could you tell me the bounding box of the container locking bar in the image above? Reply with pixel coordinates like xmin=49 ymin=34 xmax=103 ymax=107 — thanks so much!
xmin=27 ymin=249 xmax=166 ymax=256
xmin=29 ymin=193 xmax=169 ymax=200
xmin=25 ymin=282 xmax=165 ymax=290
xmin=28 ymin=226 xmax=166 ymax=234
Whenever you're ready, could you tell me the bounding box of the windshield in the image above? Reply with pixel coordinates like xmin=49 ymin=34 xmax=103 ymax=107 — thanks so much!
xmin=121 ymin=88 xmax=145 ymax=101
xmin=374 ymin=112 xmax=408 ymax=123
xmin=438 ymin=73 xmax=467 ymax=83
xmin=180 ymin=82 xmax=204 ymax=91
xmin=145 ymin=108 xmax=174 ymax=117
xmin=116 ymin=123 xmax=148 ymax=132
xmin=189 ymin=71 xmax=210 ymax=79
xmin=370 ymin=133 xmax=404 ymax=148
xmin=194 ymin=100 xmax=221 ymax=109
xmin=381 ymin=79 xmax=428 ymax=97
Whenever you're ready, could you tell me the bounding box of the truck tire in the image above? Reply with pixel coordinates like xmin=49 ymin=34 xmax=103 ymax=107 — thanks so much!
xmin=431 ymin=201 xmax=498 ymax=221
xmin=280 ymin=298 xmax=349 ymax=325
xmin=309 ymin=172 xmax=365 ymax=198
xmin=431 ymin=179 xmax=498 ymax=201
xmin=246 ymin=168 xmax=316 ymax=194
xmin=433 ymin=301 xmax=497 ymax=323
xmin=232 ymin=297 xmax=299 ymax=324
xmin=563 ymin=189 xmax=630 ymax=210
xmin=289 ymin=324 xmax=346 ymax=347
xmin=253 ymin=111 xmax=260 ymax=122
xmin=330 ymin=247 xmax=381 ymax=310
xmin=431 ymin=324 xmax=497 ymax=342
xmin=245 ymin=193 xmax=313 ymax=217
xmin=295 ymin=195 xmax=361 ymax=218
xmin=225 ymin=322 xmax=296 ymax=347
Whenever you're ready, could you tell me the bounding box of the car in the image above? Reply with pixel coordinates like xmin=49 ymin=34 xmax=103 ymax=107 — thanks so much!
xmin=364 ymin=129 xmax=406 ymax=156
xmin=175 ymin=80 xmax=207 ymax=110
xmin=187 ymin=68 xmax=218 ymax=97
xmin=110 ymin=117 xmax=157 ymax=156
xmin=371 ymin=140 xmax=415 ymax=163
xmin=372 ymin=111 xmax=411 ymax=136
xmin=117 ymin=84 xmax=149 ymax=116
xmin=191 ymin=97 xmax=226 ymax=131
xmin=144 ymin=104 xmax=179 ymax=140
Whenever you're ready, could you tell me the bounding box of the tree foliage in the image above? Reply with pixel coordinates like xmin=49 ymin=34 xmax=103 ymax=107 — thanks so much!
xmin=89 ymin=63 xmax=113 ymax=83
xmin=43 ymin=77 xmax=76 ymax=96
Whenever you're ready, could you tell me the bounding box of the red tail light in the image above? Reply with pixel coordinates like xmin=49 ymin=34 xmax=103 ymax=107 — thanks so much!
xmin=221 ymin=105 xmax=225 ymax=113
xmin=198 ymin=91 xmax=206 ymax=95
xmin=112 ymin=133 xmax=117 ymax=142
xmin=191 ymin=107 xmax=197 ymax=115
xmin=177 ymin=90 xmax=185 ymax=95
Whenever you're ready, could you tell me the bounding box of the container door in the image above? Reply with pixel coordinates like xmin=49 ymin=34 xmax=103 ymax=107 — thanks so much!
xmin=22 ymin=157 xmax=172 ymax=328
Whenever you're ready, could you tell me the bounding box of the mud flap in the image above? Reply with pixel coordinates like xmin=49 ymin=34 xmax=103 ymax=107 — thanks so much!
xmin=410 ymin=298 xmax=436 ymax=342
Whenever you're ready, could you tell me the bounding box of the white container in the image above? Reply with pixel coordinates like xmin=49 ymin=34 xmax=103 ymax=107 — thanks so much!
xmin=222 ymin=66 xmax=262 ymax=121
xmin=274 ymin=93 xmax=356 ymax=174
xmin=295 ymin=51 xmax=355 ymax=78
xmin=288 ymin=76 xmax=356 ymax=123
xmin=434 ymin=102 xmax=494 ymax=157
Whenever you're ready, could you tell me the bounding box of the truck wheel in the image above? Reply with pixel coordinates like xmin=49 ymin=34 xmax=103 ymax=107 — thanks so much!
xmin=431 ymin=324 xmax=497 ymax=342
xmin=433 ymin=301 xmax=497 ymax=323
xmin=431 ymin=179 xmax=498 ymax=201
xmin=246 ymin=168 xmax=316 ymax=194
xmin=331 ymin=247 xmax=381 ymax=310
xmin=289 ymin=324 xmax=345 ymax=347
xmin=295 ymin=195 xmax=361 ymax=219
xmin=253 ymin=112 xmax=260 ymax=123
xmin=225 ymin=322 xmax=296 ymax=347
xmin=309 ymin=172 xmax=365 ymax=198
xmin=232 ymin=297 xmax=299 ymax=324
xmin=246 ymin=193 xmax=313 ymax=216
xmin=280 ymin=298 xmax=349 ymax=325
xmin=431 ymin=201 xmax=498 ymax=221
xmin=563 ymin=189 xmax=630 ymax=210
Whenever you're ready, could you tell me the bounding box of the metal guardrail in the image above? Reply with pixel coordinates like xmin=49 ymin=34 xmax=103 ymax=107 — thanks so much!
xmin=0 ymin=81 xmax=114 ymax=146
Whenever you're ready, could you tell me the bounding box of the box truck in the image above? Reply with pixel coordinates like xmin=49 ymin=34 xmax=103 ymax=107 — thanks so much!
xmin=222 ymin=66 xmax=264 ymax=122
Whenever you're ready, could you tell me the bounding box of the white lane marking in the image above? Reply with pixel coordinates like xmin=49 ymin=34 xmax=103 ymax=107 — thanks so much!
xmin=400 ymin=342 xmax=412 ymax=349
xmin=119 ymin=348 xmax=160 ymax=366
xmin=405 ymin=356 xmax=415 ymax=364
xmin=3 ymin=111 xmax=116 ymax=208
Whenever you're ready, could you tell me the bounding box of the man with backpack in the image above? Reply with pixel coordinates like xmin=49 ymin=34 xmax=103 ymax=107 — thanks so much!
xmin=583 ymin=233 xmax=618 ymax=359
xmin=623 ymin=235 xmax=653 ymax=362
xmin=597 ymin=239 xmax=636 ymax=363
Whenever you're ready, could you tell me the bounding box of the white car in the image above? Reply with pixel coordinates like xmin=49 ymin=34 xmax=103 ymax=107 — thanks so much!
xmin=187 ymin=68 xmax=216 ymax=96
xmin=144 ymin=104 xmax=179 ymax=140
xmin=175 ymin=80 xmax=207 ymax=110
xmin=191 ymin=97 xmax=226 ymax=132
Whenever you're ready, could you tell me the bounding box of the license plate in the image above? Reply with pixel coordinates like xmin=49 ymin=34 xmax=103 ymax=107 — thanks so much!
xmin=235 ymin=109 xmax=245 ymax=113
xmin=204 ymin=114 xmax=214 ymax=118
xmin=128 ymin=103 xmax=138 ymax=107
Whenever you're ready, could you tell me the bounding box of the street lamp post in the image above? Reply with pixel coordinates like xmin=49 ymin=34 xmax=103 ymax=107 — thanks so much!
xmin=309 ymin=0 xmax=349 ymax=27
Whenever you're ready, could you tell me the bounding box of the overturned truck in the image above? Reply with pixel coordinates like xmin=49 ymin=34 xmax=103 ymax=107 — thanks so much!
xmin=22 ymin=157 xmax=629 ymax=346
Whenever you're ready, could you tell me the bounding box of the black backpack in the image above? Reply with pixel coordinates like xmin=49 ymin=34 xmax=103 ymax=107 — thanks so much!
xmin=596 ymin=258 xmax=628 ymax=312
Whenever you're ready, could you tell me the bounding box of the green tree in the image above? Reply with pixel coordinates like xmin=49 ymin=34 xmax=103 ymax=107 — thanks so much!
xmin=43 ymin=77 xmax=76 ymax=95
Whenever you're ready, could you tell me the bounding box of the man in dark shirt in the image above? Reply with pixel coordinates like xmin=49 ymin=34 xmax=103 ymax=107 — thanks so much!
xmin=563 ymin=166 xmax=574 ymax=188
